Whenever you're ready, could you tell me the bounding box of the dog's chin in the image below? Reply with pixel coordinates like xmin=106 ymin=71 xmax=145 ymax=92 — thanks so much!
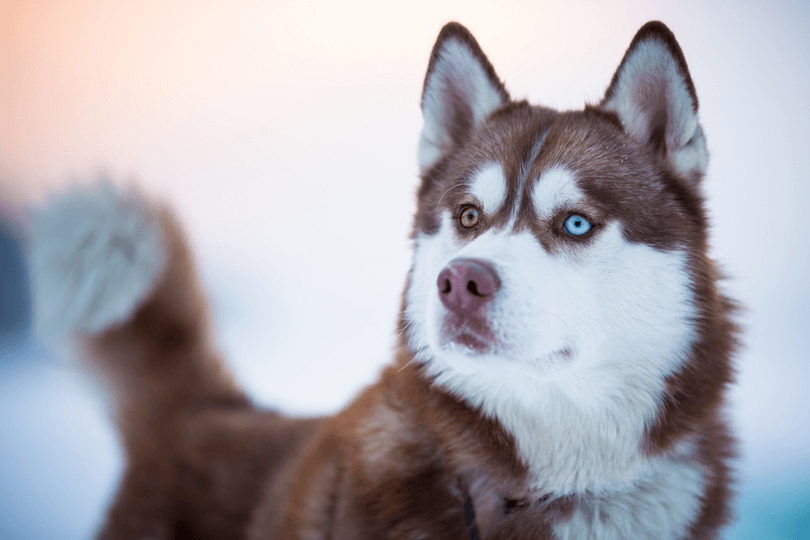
xmin=426 ymin=310 xmax=581 ymax=379
xmin=438 ymin=314 xmax=495 ymax=352
xmin=438 ymin=329 xmax=494 ymax=355
xmin=432 ymin=332 xmax=579 ymax=380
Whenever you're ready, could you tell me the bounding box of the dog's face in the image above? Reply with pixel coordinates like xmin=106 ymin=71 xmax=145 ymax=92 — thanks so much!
xmin=404 ymin=23 xmax=709 ymax=415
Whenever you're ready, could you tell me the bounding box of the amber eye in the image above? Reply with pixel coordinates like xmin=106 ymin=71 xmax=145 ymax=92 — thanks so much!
xmin=459 ymin=206 xmax=480 ymax=228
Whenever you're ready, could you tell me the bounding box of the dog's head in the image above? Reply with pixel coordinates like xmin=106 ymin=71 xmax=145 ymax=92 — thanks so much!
xmin=403 ymin=22 xmax=728 ymax=443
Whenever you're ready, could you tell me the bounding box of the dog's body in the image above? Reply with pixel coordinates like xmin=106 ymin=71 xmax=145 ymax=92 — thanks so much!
xmin=30 ymin=22 xmax=738 ymax=540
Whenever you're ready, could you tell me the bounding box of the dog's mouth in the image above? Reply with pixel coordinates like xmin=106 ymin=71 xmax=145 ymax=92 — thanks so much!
xmin=439 ymin=312 xmax=496 ymax=353
xmin=432 ymin=310 xmax=579 ymax=377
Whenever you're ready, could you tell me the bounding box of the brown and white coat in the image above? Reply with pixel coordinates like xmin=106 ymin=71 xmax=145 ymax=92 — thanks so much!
xmin=30 ymin=20 xmax=738 ymax=540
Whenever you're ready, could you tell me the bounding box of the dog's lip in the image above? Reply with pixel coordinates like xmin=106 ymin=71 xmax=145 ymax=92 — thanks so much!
xmin=443 ymin=312 xmax=494 ymax=336
xmin=553 ymin=347 xmax=574 ymax=360
xmin=453 ymin=331 xmax=490 ymax=352
xmin=522 ymin=346 xmax=575 ymax=365
xmin=510 ymin=347 xmax=581 ymax=380
xmin=440 ymin=313 xmax=496 ymax=352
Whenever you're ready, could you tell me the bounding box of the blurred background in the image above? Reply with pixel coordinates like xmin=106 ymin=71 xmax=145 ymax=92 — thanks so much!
xmin=1 ymin=1 xmax=808 ymax=538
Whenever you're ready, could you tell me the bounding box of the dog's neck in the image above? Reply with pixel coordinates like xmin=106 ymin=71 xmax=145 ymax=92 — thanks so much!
xmin=458 ymin=441 xmax=705 ymax=540
xmin=420 ymin=349 xmax=674 ymax=496
xmin=551 ymin=440 xmax=706 ymax=540
xmin=392 ymin=346 xmax=707 ymax=538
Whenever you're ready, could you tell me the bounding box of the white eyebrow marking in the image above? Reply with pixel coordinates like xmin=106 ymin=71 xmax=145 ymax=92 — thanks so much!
xmin=469 ymin=163 xmax=507 ymax=215
xmin=532 ymin=166 xmax=584 ymax=220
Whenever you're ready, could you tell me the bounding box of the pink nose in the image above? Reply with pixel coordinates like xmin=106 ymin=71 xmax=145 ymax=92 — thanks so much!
xmin=437 ymin=258 xmax=500 ymax=315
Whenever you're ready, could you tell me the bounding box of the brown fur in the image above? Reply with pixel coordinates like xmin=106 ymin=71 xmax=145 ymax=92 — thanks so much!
xmin=76 ymin=21 xmax=737 ymax=540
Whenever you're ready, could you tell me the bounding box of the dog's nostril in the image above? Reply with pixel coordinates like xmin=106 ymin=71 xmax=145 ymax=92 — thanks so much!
xmin=436 ymin=258 xmax=500 ymax=313
xmin=441 ymin=279 xmax=452 ymax=294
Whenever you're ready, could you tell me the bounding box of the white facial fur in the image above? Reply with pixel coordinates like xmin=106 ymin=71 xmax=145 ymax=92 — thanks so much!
xmin=468 ymin=163 xmax=508 ymax=215
xmin=531 ymin=166 xmax=583 ymax=220
xmin=405 ymin=167 xmax=698 ymax=495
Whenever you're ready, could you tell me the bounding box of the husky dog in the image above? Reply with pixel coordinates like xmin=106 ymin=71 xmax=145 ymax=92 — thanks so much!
xmin=30 ymin=21 xmax=738 ymax=540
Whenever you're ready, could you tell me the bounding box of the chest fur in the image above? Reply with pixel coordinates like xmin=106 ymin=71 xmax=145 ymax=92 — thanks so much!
xmin=551 ymin=453 xmax=706 ymax=540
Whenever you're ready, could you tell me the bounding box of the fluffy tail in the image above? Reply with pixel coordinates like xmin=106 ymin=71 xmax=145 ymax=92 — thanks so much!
xmin=30 ymin=181 xmax=248 ymax=450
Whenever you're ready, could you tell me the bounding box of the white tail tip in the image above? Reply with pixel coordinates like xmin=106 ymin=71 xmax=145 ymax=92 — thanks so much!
xmin=30 ymin=180 xmax=165 ymax=340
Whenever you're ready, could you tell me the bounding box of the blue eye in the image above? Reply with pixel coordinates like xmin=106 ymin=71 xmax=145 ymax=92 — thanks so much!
xmin=564 ymin=214 xmax=592 ymax=236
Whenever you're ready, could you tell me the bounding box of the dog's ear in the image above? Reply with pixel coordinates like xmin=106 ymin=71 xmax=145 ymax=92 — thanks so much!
xmin=601 ymin=21 xmax=707 ymax=184
xmin=419 ymin=22 xmax=509 ymax=171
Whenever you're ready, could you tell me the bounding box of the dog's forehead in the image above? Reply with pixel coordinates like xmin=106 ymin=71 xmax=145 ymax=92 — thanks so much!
xmin=460 ymin=109 xmax=628 ymax=215
xmin=523 ymin=113 xmax=629 ymax=216
xmin=442 ymin=109 xmax=693 ymax=251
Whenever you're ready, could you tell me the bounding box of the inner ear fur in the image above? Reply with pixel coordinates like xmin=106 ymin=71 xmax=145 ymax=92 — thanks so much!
xmin=418 ymin=22 xmax=509 ymax=172
xmin=601 ymin=21 xmax=708 ymax=184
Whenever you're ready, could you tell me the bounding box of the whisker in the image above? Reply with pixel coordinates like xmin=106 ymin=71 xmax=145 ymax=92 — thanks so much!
xmin=395 ymin=318 xmax=414 ymax=338
xmin=398 ymin=344 xmax=429 ymax=372
xmin=398 ymin=356 xmax=417 ymax=372
xmin=437 ymin=182 xmax=466 ymax=208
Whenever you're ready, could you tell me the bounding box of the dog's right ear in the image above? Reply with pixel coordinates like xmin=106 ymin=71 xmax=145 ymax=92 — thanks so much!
xmin=418 ymin=23 xmax=509 ymax=171
xmin=600 ymin=22 xmax=708 ymax=184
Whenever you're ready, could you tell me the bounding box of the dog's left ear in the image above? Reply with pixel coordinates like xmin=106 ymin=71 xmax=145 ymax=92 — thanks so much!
xmin=419 ymin=23 xmax=509 ymax=171
xmin=601 ymin=21 xmax=707 ymax=183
